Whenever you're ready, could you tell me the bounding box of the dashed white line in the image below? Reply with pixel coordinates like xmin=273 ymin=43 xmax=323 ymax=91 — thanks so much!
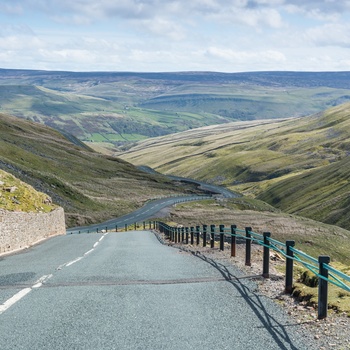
xmin=66 ymin=257 xmax=83 ymax=267
xmin=0 ymin=233 xmax=110 ymax=316
xmin=84 ymin=249 xmax=94 ymax=256
xmin=32 ymin=274 xmax=53 ymax=288
xmin=0 ymin=288 xmax=32 ymax=315
xmin=0 ymin=274 xmax=53 ymax=315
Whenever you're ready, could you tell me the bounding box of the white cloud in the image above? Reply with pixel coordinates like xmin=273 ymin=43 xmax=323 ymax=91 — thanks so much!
xmin=205 ymin=47 xmax=286 ymax=65
xmin=1 ymin=0 xmax=350 ymax=71
xmin=305 ymin=23 xmax=350 ymax=47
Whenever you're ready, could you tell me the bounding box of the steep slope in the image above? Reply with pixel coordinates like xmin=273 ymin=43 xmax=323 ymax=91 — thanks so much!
xmin=0 ymin=169 xmax=57 ymax=213
xmin=0 ymin=114 xmax=195 ymax=227
xmin=118 ymin=102 xmax=350 ymax=229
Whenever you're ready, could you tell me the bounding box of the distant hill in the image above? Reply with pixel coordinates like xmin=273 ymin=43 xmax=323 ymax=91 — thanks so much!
xmin=1 ymin=69 xmax=350 ymax=151
xmin=0 ymin=113 xmax=195 ymax=227
xmin=118 ymin=102 xmax=350 ymax=230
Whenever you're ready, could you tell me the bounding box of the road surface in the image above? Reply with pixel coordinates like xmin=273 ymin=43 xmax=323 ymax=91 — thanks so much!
xmin=68 ymin=195 xmax=211 ymax=234
xmin=0 ymin=230 xmax=316 ymax=350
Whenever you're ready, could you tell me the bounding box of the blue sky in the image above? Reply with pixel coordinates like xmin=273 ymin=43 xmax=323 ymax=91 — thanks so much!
xmin=1 ymin=0 xmax=350 ymax=72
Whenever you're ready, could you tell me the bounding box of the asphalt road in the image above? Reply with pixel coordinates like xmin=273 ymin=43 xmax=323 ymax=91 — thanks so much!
xmin=138 ymin=165 xmax=240 ymax=198
xmin=0 ymin=230 xmax=316 ymax=350
xmin=68 ymin=195 xmax=211 ymax=234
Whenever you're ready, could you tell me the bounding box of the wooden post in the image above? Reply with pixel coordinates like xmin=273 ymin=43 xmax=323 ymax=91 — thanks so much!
xmin=219 ymin=224 xmax=225 ymax=251
xmin=231 ymin=225 xmax=237 ymax=257
xmin=210 ymin=225 xmax=215 ymax=248
xmin=318 ymin=255 xmax=330 ymax=319
xmin=262 ymin=232 xmax=271 ymax=278
xmin=245 ymin=227 xmax=252 ymax=266
xmin=285 ymin=241 xmax=295 ymax=293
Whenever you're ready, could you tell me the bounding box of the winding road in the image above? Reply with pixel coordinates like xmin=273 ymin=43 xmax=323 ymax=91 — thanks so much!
xmin=68 ymin=167 xmax=239 ymax=234
xmin=0 ymin=230 xmax=316 ymax=350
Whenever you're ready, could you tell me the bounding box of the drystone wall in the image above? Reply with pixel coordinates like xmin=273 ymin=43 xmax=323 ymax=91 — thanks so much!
xmin=0 ymin=207 xmax=66 ymax=254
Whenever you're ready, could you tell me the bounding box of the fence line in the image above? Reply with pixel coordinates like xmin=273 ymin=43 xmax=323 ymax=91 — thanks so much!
xmin=157 ymin=221 xmax=350 ymax=320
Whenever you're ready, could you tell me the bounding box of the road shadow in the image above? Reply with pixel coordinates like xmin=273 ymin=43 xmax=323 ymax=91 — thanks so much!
xmin=190 ymin=250 xmax=313 ymax=350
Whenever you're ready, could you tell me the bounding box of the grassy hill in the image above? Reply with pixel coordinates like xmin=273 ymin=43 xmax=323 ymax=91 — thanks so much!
xmin=0 ymin=113 xmax=199 ymax=227
xmin=0 ymin=169 xmax=57 ymax=213
xmin=2 ymin=69 xmax=350 ymax=152
xmin=0 ymin=85 xmax=226 ymax=149
xmin=118 ymin=102 xmax=350 ymax=230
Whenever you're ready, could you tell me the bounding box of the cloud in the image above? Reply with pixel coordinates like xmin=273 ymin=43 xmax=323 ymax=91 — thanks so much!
xmin=206 ymin=46 xmax=286 ymax=65
xmin=305 ymin=23 xmax=350 ymax=48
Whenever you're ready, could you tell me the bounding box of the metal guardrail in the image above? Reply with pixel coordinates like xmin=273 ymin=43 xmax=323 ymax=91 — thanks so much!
xmin=157 ymin=222 xmax=350 ymax=320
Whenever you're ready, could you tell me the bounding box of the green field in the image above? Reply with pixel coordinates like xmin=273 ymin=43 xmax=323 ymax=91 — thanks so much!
xmin=2 ymin=70 xmax=350 ymax=151
xmin=0 ymin=113 xmax=199 ymax=227
xmin=118 ymin=102 xmax=350 ymax=231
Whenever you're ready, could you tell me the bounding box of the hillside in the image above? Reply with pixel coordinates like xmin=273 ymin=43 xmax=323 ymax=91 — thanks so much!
xmin=0 ymin=114 xmax=198 ymax=227
xmin=1 ymin=69 xmax=350 ymax=151
xmin=118 ymin=102 xmax=350 ymax=230
xmin=0 ymin=169 xmax=57 ymax=213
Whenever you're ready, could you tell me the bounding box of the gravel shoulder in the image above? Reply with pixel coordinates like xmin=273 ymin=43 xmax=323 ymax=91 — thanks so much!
xmin=154 ymin=230 xmax=350 ymax=350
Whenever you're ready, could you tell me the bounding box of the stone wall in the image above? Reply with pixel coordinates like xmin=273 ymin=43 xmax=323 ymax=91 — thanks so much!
xmin=0 ymin=207 xmax=66 ymax=254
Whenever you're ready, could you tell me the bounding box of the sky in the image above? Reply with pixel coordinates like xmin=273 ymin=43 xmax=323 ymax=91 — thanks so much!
xmin=1 ymin=0 xmax=350 ymax=72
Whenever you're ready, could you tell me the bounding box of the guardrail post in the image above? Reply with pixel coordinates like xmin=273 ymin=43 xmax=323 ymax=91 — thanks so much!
xmin=263 ymin=232 xmax=271 ymax=278
xmin=190 ymin=227 xmax=194 ymax=245
xmin=97 ymin=228 xmax=99 ymax=233
xmin=134 ymin=222 xmax=137 ymax=230
xmin=181 ymin=227 xmax=185 ymax=242
xmin=149 ymin=221 xmax=151 ymax=229
xmin=143 ymin=221 xmax=146 ymax=230
xmin=185 ymin=227 xmax=189 ymax=244
xmin=318 ymin=255 xmax=330 ymax=320
xmin=231 ymin=225 xmax=237 ymax=257
xmin=116 ymin=225 xmax=118 ymax=232
xmin=210 ymin=225 xmax=215 ymax=248
xmin=125 ymin=224 xmax=127 ymax=231
xmin=174 ymin=227 xmax=178 ymax=243
xmin=178 ymin=227 xmax=181 ymax=243
xmin=219 ymin=224 xmax=225 ymax=251
xmin=285 ymin=240 xmax=295 ymax=293
xmin=203 ymin=225 xmax=207 ymax=247
xmin=196 ymin=226 xmax=200 ymax=245
xmin=105 ymin=226 xmax=108 ymax=232
xmin=245 ymin=227 xmax=252 ymax=266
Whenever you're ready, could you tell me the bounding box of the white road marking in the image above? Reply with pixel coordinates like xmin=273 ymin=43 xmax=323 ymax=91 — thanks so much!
xmin=32 ymin=274 xmax=53 ymax=289
xmin=66 ymin=257 xmax=83 ymax=267
xmin=0 ymin=288 xmax=32 ymax=314
xmin=84 ymin=249 xmax=94 ymax=256
xmin=0 ymin=274 xmax=54 ymax=315
xmin=0 ymin=232 xmax=110 ymax=315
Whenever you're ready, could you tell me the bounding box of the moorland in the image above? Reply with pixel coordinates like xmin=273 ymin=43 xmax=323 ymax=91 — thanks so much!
xmin=2 ymin=69 xmax=350 ymax=153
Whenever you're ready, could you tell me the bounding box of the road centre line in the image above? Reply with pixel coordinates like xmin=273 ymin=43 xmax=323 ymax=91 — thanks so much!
xmin=66 ymin=257 xmax=83 ymax=267
xmin=1 ymin=233 xmax=110 ymax=315
xmin=0 ymin=275 xmax=53 ymax=315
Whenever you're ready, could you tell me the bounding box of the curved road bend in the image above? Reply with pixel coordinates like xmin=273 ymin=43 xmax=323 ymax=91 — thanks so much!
xmin=138 ymin=165 xmax=240 ymax=199
xmin=67 ymin=195 xmax=211 ymax=234
xmin=0 ymin=230 xmax=316 ymax=350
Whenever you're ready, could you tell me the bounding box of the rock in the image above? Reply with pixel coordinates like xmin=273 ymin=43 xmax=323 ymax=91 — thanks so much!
xmin=4 ymin=186 xmax=17 ymax=193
